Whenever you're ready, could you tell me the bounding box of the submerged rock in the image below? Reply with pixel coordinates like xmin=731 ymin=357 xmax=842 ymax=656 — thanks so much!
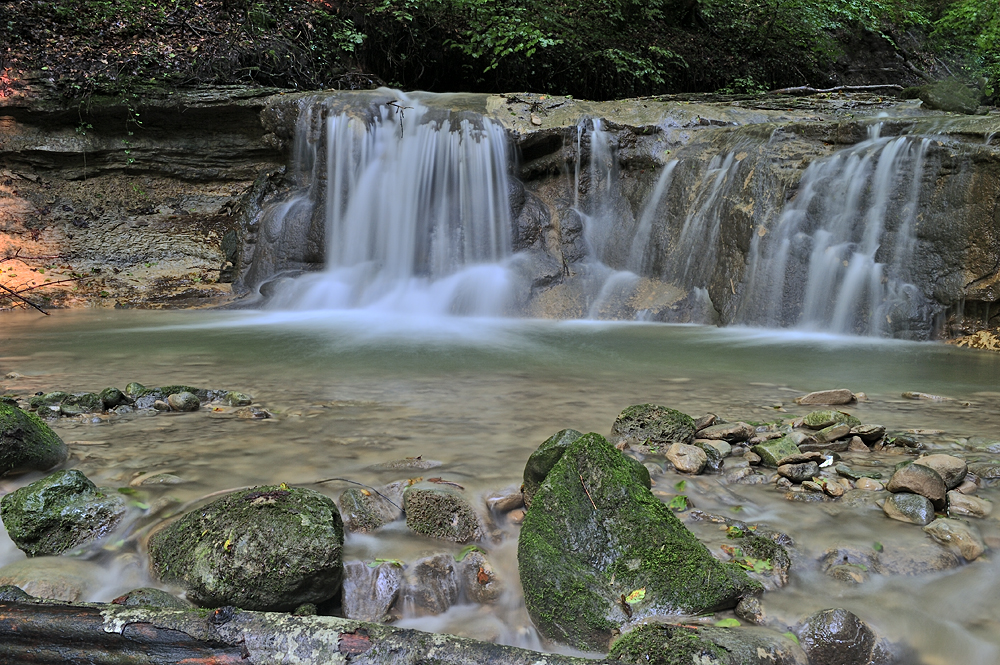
xmin=403 ymin=482 xmax=484 ymax=543
xmin=611 ymin=404 xmax=696 ymax=446
xmin=922 ymin=518 xmax=986 ymax=561
xmin=459 ymin=550 xmax=503 ymax=604
xmin=0 ymin=469 xmax=128 ymax=556
xmin=399 ymin=553 xmax=459 ymax=617
xmin=112 ymin=587 xmax=194 ymax=609
xmin=342 ymin=560 xmax=404 ymax=622
xmin=522 ymin=428 xmax=583 ymax=508
xmin=518 ymin=432 xmax=759 ymax=650
xmin=0 ymin=557 xmax=103 ymax=601
xmin=947 ymin=490 xmax=992 ymax=518
xmin=339 ymin=486 xmax=402 ymax=533
xmin=795 ymin=389 xmax=855 ymax=405
xmin=148 ymin=485 xmax=344 ymax=611
xmin=0 ymin=402 xmax=69 ymax=476
xmin=883 ymin=492 xmax=935 ymax=526
xmin=609 ymin=623 xmax=807 ymax=665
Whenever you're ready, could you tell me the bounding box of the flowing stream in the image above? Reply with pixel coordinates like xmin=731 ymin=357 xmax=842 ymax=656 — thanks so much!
xmin=2 ymin=312 xmax=1000 ymax=663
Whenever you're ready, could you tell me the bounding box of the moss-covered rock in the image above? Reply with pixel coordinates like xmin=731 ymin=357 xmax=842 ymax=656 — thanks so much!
xmin=518 ymin=432 xmax=760 ymax=651
xmin=403 ymin=482 xmax=484 ymax=543
xmin=148 ymin=485 xmax=344 ymax=611
xmin=522 ymin=429 xmax=584 ymax=508
xmin=0 ymin=584 xmax=34 ymax=601
xmin=223 ymin=391 xmax=253 ymax=406
xmin=751 ymin=436 xmax=801 ymax=468
xmin=339 ymin=486 xmax=401 ymax=532
xmin=0 ymin=403 xmax=69 ymax=477
xmin=918 ymin=80 xmax=982 ymax=114
xmin=27 ymin=392 xmax=70 ymax=412
xmin=0 ymin=470 xmax=127 ymax=556
xmin=59 ymin=393 xmax=103 ymax=416
xmin=99 ymin=387 xmax=129 ymax=409
xmin=612 ymin=404 xmax=696 ymax=446
xmin=609 ymin=623 xmax=808 ymax=665
xmin=802 ymin=410 xmax=861 ymax=429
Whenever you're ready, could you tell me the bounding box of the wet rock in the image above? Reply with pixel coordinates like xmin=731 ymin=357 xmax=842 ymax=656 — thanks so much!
xmin=167 ymin=392 xmax=200 ymax=412
xmin=886 ymin=463 xmax=946 ymax=507
xmin=459 ymin=550 xmax=502 ymax=604
xmin=922 ymin=518 xmax=986 ymax=561
xmin=0 ymin=584 xmax=33 ymax=601
xmin=847 ymin=436 xmax=869 ymax=452
xmin=778 ymin=461 xmax=819 ymax=484
xmin=855 ymin=478 xmax=885 ymax=491
xmin=784 ymin=490 xmax=828 ymax=502
xmin=522 ymin=429 xmax=583 ymax=508
xmin=609 ymin=623 xmax=808 ymax=665
xmin=342 ymin=559 xmax=403 ymax=622
xmin=955 ymin=478 xmax=980 ymax=494
xmin=874 ymin=542 xmax=960 ymax=575
xmin=802 ymin=480 xmax=824 ymax=493
xmin=339 ymin=486 xmax=402 ymax=533
xmin=851 ymin=424 xmax=886 ymax=443
xmin=99 ymin=387 xmax=129 ymax=410
xmin=223 ymin=391 xmax=253 ymax=406
xmin=694 ymin=414 xmax=717 ymax=430
xmin=0 ymin=557 xmax=102 ymax=601
xmin=796 ymin=608 xmax=877 ymax=665
xmin=404 ymin=482 xmax=484 ymax=543
xmin=883 ymin=492 xmax=935 ymax=525
xmin=795 ymin=389 xmax=855 ymax=405
xmin=736 ymin=595 xmax=765 ymax=624
xmin=400 ymin=553 xmax=459 ymax=616
xmin=486 ymin=490 xmax=525 ymax=515
xmin=693 ymin=441 xmax=725 ymax=473
xmin=0 ymin=469 xmax=128 ymax=556
xmin=887 ymin=433 xmax=921 ymax=449
xmin=947 ymin=490 xmax=992 ymax=518
xmin=28 ymin=392 xmax=70 ymax=412
xmin=153 ymin=400 xmax=171 ymax=412
xmin=751 ymin=436 xmax=801 ymax=468
xmin=799 ymin=440 xmax=849 ymax=454
xmin=611 ymin=404 xmax=696 ymax=446
xmin=0 ymin=402 xmax=69 ymax=476
xmin=823 ymin=479 xmax=846 ymax=497
xmin=967 ymin=461 xmax=1000 ymax=480
xmin=918 ymin=80 xmax=982 ymax=114
xmin=148 ymin=485 xmax=344 ymax=611
xmin=814 ymin=423 xmax=851 ymax=443
xmin=59 ymin=393 xmax=103 ymax=416
xmin=698 ymin=422 xmax=754 ymax=443
xmin=835 ymin=464 xmax=882 ymax=481
xmin=666 ymin=442 xmax=708 ymax=474
xmin=914 ymin=454 xmax=967 ymax=490
xmin=803 ymin=410 xmax=861 ymax=430
xmin=745 ymin=450 xmax=762 ymax=465
xmin=828 ymin=564 xmax=868 ymax=584
xmin=518 ymin=432 xmax=760 ymax=650
xmin=700 ymin=439 xmax=732 ymax=458
xmin=235 ymin=406 xmax=271 ymax=419
xmin=112 ymin=587 xmax=193 ymax=609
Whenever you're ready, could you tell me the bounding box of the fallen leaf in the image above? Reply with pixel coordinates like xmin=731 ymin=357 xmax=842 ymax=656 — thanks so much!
xmin=625 ymin=587 xmax=646 ymax=604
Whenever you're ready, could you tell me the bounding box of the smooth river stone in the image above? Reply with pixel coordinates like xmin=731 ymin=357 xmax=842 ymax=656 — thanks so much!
xmin=665 ymin=442 xmax=707 ymax=474
xmin=967 ymin=462 xmax=1000 ymax=479
xmin=796 ymin=608 xmax=876 ymax=665
xmin=886 ymin=463 xmax=946 ymax=507
xmin=751 ymin=436 xmax=801 ymax=468
xmin=915 ymin=454 xmax=967 ymax=490
xmin=795 ymin=389 xmax=856 ymax=405
xmin=696 ymin=422 xmax=754 ymax=443
xmin=777 ymin=461 xmax=819 ymax=484
xmin=851 ymin=424 xmax=886 ymax=443
xmin=923 ymin=518 xmax=986 ymax=561
xmin=947 ymin=491 xmax=992 ymax=518
xmin=815 ymin=423 xmax=851 ymax=443
xmin=883 ymin=492 xmax=935 ymax=525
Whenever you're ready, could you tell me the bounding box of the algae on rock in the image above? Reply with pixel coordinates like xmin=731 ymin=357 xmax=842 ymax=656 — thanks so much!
xmin=518 ymin=432 xmax=760 ymax=651
xmin=0 ymin=403 xmax=68 ymax=476
xmin=611 ymin=404 xmax=697 ymax=446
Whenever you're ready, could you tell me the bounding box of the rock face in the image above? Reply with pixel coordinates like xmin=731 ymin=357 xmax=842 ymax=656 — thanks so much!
xmin=518 ymin=432 xmax=759 ymax=650
xmin=0 ymin=403 xmax=69 ymax=476
xmin=148 ymin=485 xmax=344 ymax=611
xmin=0 ymin=470 xmax=128 ymax=556
xmin=611 ymin=404 xmax=696 ymax=446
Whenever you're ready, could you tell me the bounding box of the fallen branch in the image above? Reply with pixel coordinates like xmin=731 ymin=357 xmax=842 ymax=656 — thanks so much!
xmin=769 ymin=84 xmax=905 ymax=96
xmin=0 ymin=600 xmax=614 ymax=665
xmin=0 ymin=282 xmax=49 ymax=315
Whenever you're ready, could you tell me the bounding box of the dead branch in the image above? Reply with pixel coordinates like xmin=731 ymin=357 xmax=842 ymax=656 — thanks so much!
xmin=0 ymin=282 xmax=50 ymax=315
xmin=770 ymin=84 xmax=905 ymax=96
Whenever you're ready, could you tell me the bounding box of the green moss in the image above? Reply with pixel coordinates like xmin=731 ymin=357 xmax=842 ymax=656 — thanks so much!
xmin=28 ymin=392 xmax=70 ymax=411
xmin=802 ymin=410 xmax=861 ymax=429
xmin=0 ymin=403 xmax=69 ymax=476
xmin=403 ymin=483 xmax=482 ymax=543
xmin=609 ymin=624 xmax=730 ymax=665
xmin=750 ymin=437 xmax=801 ymax=468
xmin=518 ymin=433 xmax=758 ymax=651
xmin=611 ymin=404 xmax=696 ymax=445
xmin=522 ymin=429 xmax=583 ymax=507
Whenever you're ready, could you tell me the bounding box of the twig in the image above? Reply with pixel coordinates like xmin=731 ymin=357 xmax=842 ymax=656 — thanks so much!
xmin=14 ymin=277 xmax=82 ymax=294
xmin=579 ymin=473 xmax=597 ymax=511
xmin=309 ymin=477 xmax=402 ymax=511
xmin=770 ymin=84 xmax=904 ymax=96
xmin=0 ymin=282 xmax=49 ymax=315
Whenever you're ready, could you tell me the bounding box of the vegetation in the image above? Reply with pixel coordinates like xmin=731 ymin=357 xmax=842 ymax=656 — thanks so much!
xmin=0 ymin=0 xmax=995 ymax=100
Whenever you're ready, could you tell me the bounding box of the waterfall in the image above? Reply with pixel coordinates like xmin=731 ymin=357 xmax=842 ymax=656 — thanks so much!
xmin=260 ymin=92 xmax=515 ymax=316
xmin=737 ymin=126 xmax=932 ymax=336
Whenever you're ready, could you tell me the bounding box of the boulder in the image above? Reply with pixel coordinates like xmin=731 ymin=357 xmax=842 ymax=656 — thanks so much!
xmin=814 ymin=423 xmax=851 ymax=443
xmin=796 ymin=609 xmax=879 ymax=665
xmin=27 ymin=392 xmax=70 ymax=413
xmin=609 ymin=623 xmax=808 ymax=665
xmin=795 ymin=389 xmax=855 ymax=405
xmin=398 ymin=553 xmax=459 ymax=616
xmin=99 ymin=387 xmax=129 ymax=410
xmin=459 ymin=550 xmax=503 ymax=604
xmin=611 ymin=404 xmax=696 ymax=446
xmin=918 ymin=80 xmax=982 ymax=114
xmin=778 ymin=461 xmax=819 ymax=484
xmin=886 ymin=463 xmax=946 ymax=507
xmin=0 ymin=470 xmax=128 ymax=556
xmin=522 ymin=429 xmax=583 ymax=508
xmin=851 ymin=424 xmax=885 ymax=443
xmin=166 ymin=392 xmax=200 ymax=412
xmin=914 ymin=454 xmax=967 ymax=490
xmin=882 ymin=493 xmax=935 ymax=526
xmin=403 ymin=482 xmax=484 ymax=543
xmin=518 ymin=432 xmax=759 ymax=650
xmin=947 ymin=491 xmax=992 ymax=518
xmin=223 ymin=391 xmax=253 ymax=406
xmin=0 ymin=402 xmax=69 ymax=476
xmin=148 ymin=485 xmax=344 ymax=611
xmin=666 ymin=442 xmax=708 ymax=474
xmin=59 ymin=393 xmax=103 ymax=416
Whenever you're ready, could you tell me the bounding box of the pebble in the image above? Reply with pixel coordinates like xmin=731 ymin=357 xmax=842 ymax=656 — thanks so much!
xmin=823 ymin=479 xmax=846 ymax=497
xmin=886 ymin=463 xmax=946 ymax=507
xmin=914 ymin=454 xmax=967 ymax=490
xmin=796 ymin=608 xmax=876 ymax=665
xmin=665 ymin=442 xmax=707 ymax=474
xmin=795 ymin=389 xmax=855 ymax=405
xmin=802 ymin=480 xmax=824 ymax=493
xmin=700 ymin=439 xmax=732 ymax=458
xmin=947 ymin=491 xmax=992 ymax=518
xmin=922 ymin=518 xmax=986 ymax=561
xmin=883 ymin=492 xmax=935 ymax=525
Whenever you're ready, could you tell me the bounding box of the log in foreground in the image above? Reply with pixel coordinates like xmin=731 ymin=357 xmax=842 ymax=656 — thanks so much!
xmin=0 ymin=599 xmax=614 ymax=664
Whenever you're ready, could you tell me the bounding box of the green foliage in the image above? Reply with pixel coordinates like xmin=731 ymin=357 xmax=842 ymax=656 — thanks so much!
xmin=932 ymin=0 xmax=999 ymax=98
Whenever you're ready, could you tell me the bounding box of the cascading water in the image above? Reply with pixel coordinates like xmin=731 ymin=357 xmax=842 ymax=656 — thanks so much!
xmin=736 ymin=126 xmax=933 ymax=336
xmin=259 ymin=92 xmax=515 ymax=316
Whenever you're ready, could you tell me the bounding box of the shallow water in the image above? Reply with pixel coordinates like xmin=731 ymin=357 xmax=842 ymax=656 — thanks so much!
xmin=2 ymin=310 xmax=1000 ymax=663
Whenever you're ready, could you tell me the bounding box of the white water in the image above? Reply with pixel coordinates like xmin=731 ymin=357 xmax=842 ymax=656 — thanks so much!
xmin=263 ymin=92 xmax=516 ymax=316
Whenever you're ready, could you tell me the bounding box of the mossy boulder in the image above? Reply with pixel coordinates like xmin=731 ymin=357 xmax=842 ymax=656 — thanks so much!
xmin=522 ymin=428 xmax=583 ymax=508
xmin=802 ymin=410 xmax=861 ymax=429
xmin=612 ymin=404 xmax=696 ymax=446
xmin=918 ymin=80 xmax=982 ymax=114
xmin=28 ymin=392 xmax=70 ymax=412
xmin=403 ymin=482 xmax=484 ymax=543
xmin=609 ymin=623 xmax=808 ymax=665
xmin=148 ymin=485 xmax=344 ymax=611
xmin=99 ymin=387 xmax=129 ymax=409
xmin=518 ymin=432 xmax=760 ymax=651
xmin=751 ymin=436 xmax=801 ymax=468
xmin=0 ymin=403 xmax=69 ymax=476
xmin=0 ymin=470 xmax=128 ymax=556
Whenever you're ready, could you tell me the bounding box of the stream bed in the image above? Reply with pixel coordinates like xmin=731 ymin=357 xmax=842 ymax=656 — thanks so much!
xmin=2 ymin=310 xmax=1000 ymax=664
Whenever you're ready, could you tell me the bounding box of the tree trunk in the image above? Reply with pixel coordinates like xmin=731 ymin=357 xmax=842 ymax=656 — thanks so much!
xmin=0 ymin=599 xmax=614 ymax=665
